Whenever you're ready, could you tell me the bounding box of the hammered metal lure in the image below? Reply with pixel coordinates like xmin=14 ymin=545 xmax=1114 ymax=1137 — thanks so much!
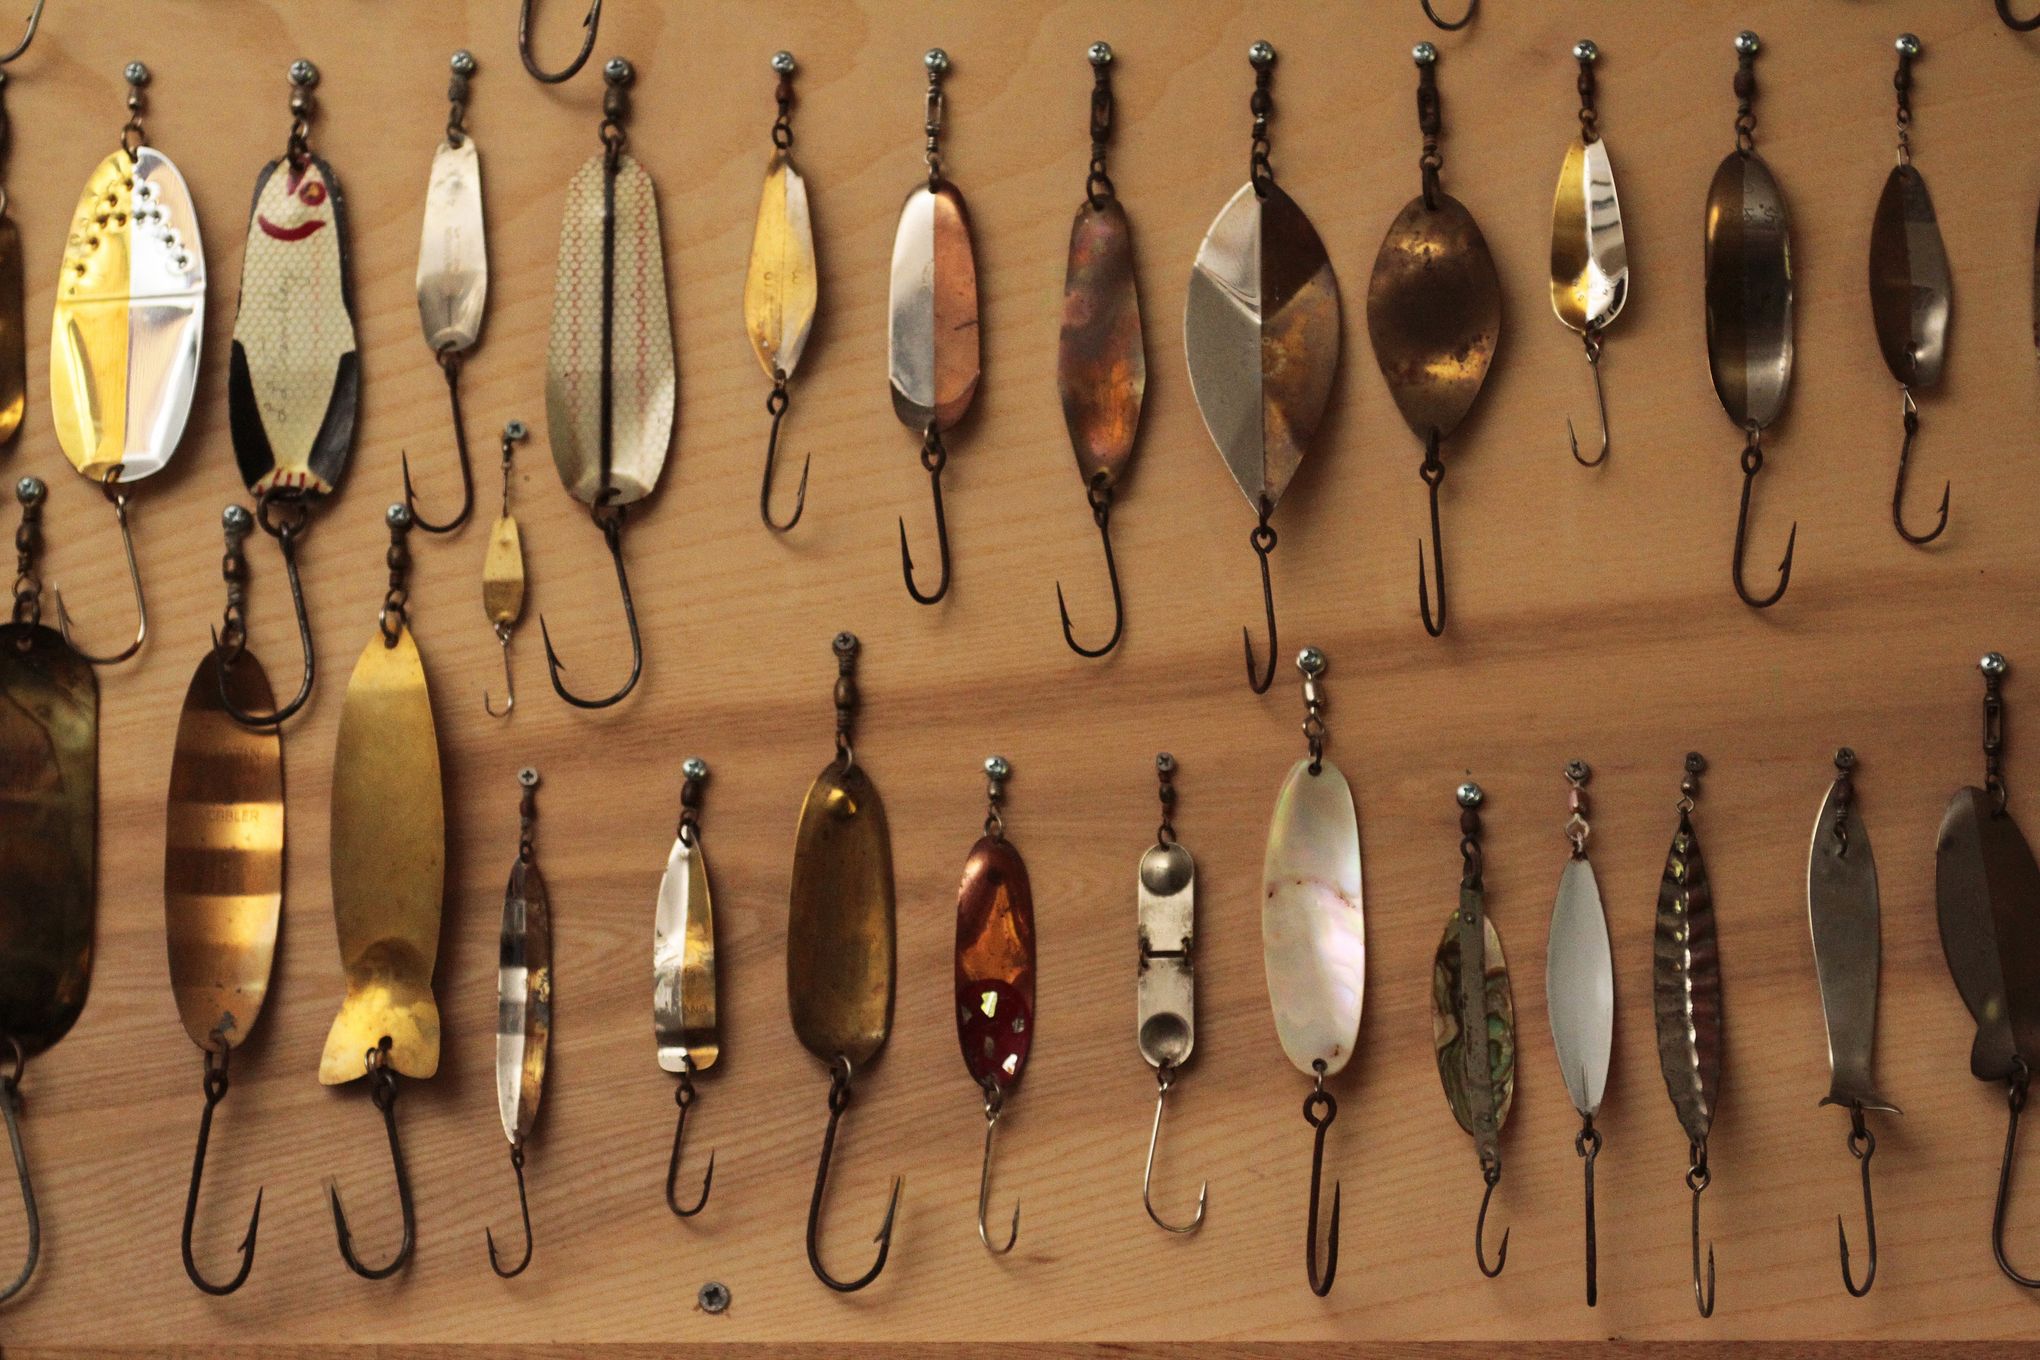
xmin=1935 ymin=652 xmax=2040 ymax=1288
xmin=655 ymin=757 xmax=717 ymax=1219
xmin=891 ymin=49 xmax=979 ymax=606
xmin=0 ymin=1 xmax=47 ymax=454
xmin=1263 ymin=647 xmax=1363 ymax=1295
xmin=165 ymin=504 xmax=280 ymax=1296
xmin=1706 ymin=33 xmax=1798 ymax=610
xmin=220 ymin=60 xmax=359 ymax=728
xmin=49 ymin=61 xmax=202 ymax=664
xmin=748 ymin=51 xmax=816 ymax=533
xmin=482 ymin=421 xmax=527 ymax=717
xmin=1137 ymin=752 xmax=1206 ymax=1233
xmin=486 ymin=768 xmax=548 ymax=1279
xmin=1550 ymin=40 xmax=1625 ymax=469
xmin=540 ymin=57 xmax=672 ymax=709
xmin=789 ymin=633 xmax=903 ymax=1291
xmin=1368 ymin=43 xmax=1501 ymax=639
xmin=1055 ymin=42 xmax=1144 ymax=659
xmin=1870 ymin=35 xmax=1952 ymax=548
xmin=320 ymin=505 xmax=444 ymax=1280
xmin=1808 ymin=747 xmax=1897 ymax=1297
xmin=1546 ymin=759 xmax=1612 ymax=1306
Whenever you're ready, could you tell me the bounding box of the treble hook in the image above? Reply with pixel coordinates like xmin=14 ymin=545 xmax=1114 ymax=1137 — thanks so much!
xmin=1892 ymin=387 xmax=1949 ymax=546
xmin=54 ymin=477 xmax=147 ymax=665
xmin=1838 ymin=1107 xmax=1878 ymax=1297
xmin=1730 ymin=426 xmax=1796 ymax=610
xmin=0 ymin=1038 xmax=38 ymax=1306
xmin=806 ymin=1057 xmax=904 ymax=1293
xmin=1303 ymin=1062 xmax=1340 ymax=1297
xmin=760 ymin=378 xmax=810 ymax=532
xmin=1993 ymin=1063 xmax=2040 ymax=1287
xmin=899 ymin=426 xmax=951 ymax=604
xmin=665 ymin=1064 xmax=715 ymax=1218
xmin=0 ymin=0 xmax=45 ymax=65
xmin=1568 ymin=332 xmax=1610 ymax=468
xmin=539 ymin=504 xmax=642 ymax=709
xmin=215 ymin=495 xmax=315 ymax=729
xmin=1143 ymin=1066 xmax=1207 ymax=1234
xmin=1689 ymin=1146 xmax=1718 ymax=1318
xmin=485 ymin=1140 xmax=533 ymax=1278
xmin=1475 ymin=1162 xmax=1510 ymax=1277
xmin=1242 ymin=498 xmax=1278 ymax=693
xmin=1422 ymin=0 xmax=1477 ymax=31
xmin=402 ymin=353 xmax=475 ymax=535
xmin=181 ymin=1050 xmax=262 ymax=1296
xmin=1577 ymin=1116 xmax=1602 ymax=1307
xmin=1057 ymin=477 xmax=1124 ymax=659
xmin=977 ymin=1089 xmax=1020 ymax=1255
xmin=1417 ymin=432 xmax=1449 ymax=637
xmin=517 ymin=0 xmax=601 ymax=83
xmin=1999 ymin=0 xmax=2040 ymax=31
xmin=327 ymin=1045 xmax=416 ymax=1280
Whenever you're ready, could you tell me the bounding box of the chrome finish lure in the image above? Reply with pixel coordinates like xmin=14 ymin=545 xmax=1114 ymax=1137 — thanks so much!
xmin=1136 ymin=753 xmax=1205 ymax=1233
xmin=1550 ymin=40 xmax=1625 ymax=467
xmin=655 ymin=757 xmax=717 ymax=1219
xmin=486 ymin=768 xmax=548 ymax=1278
xmin=1546 ymin=760 xmax=1612 ymax=1305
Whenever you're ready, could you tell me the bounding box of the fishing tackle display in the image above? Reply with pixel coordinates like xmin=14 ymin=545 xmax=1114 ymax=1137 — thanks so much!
xmin=890 ymin=49 xmax=980 ymax=606
xmin=655 ymin=757 xmax=718 ymax=1219
xmin=482 ymin=421 xmax=527 ymax=716
xmin=1055 ymin=41 xmax=1144 ymax=659
xmin=1549 ymin=39 xmax=1624 ymax=469
xmin=1136 ymin=752 xmax=1206 ymax=1234
xmin=1367 ymin=42 xmax=1501 ymax=639
xmin=0 ymin=2 xmax=45 ymax=453
xmin=486 ymin=768 xmax=549 ymax=1278
xmin=1546 ymin=759 xmax=1612 ymax=1306
xmin=747 ymin=51 xmax=816 ymax=532
xmin=518 ymin=0 xmax=603 ymax=84
xmin=1262 ymin=647 xmax=1363 ymax=1295
xmin=1185 ymin=42 xmax=1339 ymax=693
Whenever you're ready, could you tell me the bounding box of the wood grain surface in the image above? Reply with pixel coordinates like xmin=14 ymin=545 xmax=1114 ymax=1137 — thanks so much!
xmin=2 ymin=0 xmax=2039 ymax=1348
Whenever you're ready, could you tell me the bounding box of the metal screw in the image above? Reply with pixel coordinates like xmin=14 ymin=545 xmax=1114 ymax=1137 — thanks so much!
xmin=518 ymin=767 xmax=539 ymax=788
xmin=1088 ymin=42 xmax=1113 ymax=67
xmin=125 ymin=61 xmax=149 ymax=87
xmin=1734 ymin=31 xmax=1760 ymax=56
xmin=985 ymin=754 xmax=1011 ymax=781
xmin=683 ymin=756 xmax=709 ymax=781
xmin=504 ymin=420 xmax=528 ymax=442
xmin=772 ymin=50 xmax=796 ymax=75
xmin=1457 ymin=781 xmax=1484 ymax=809
xmin=697 ymin=1281 xmax=730 ymax=1314
xmin=1248 ymin=40 xmax=1275 ymax=67
xmin=604 ymin=56 xmax=633 ymax=86
xmin=222 ymin=504 xmax=253 ymax=534
xmin=1564 ymin=758 xmax=1591 ymax=784
xmin=15 ymin=476 xmax=42 ymax=505
xmin=1155 ymin=752 xmax=1175 ymax=775
xmin=1413 ymin=41 xmax=1438 ymax=65
xmin=924 ymin=48 xmax=950 ymax=74
xmin=451 ymin=49 xmax=477 ymax=76
xmin=1296 ymin=646 xmax=1325 ymax=677
xmin=1983 ymin=652 xmax=2009 ymax=677
xmin=1573 ymin=39 xmax=1597 ymax=63
xmin=1834 ymin=747 xmax=1857 ymax=771
xmin=386 ymin=504 xmax=412 ymax=530
xmin=1896 ymin=33 xmax=1921 ymax=58
xmin=288 ymin=59 xmax=318 ymax=88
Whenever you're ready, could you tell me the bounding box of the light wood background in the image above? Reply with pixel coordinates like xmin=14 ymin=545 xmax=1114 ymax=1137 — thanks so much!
xmin=4 ymin=0 xmax=2040 ymax=1348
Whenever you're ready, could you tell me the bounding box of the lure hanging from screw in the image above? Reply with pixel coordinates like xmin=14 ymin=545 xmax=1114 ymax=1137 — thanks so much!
xmin=1705 ymin=32 xmax=1799 ymax=610
xmin=1869 ymin=34 xmax=1952 ymax=548
xmin=164 ymin=504 xmax=281 ymax=1295
xmin=1549 ymin=40 xmax=1625 ymax=469
xmin=746 ymin=50 xmax=816 ymax=533
xmin=890 ymin=48 xmax=980 ymax=606
xmin=655 ymin=756 xmax=718 ymax=1219
xmin=1262 ymin=647 xmax=1363 ymax=1294
xmin=1055 ymin=42 xmax=1144 ymax=659
xmin=1185 ymin=43 xmax=1339 ymax=693
xmin=0 ymin=1 xmax=47 ymax=455
xmin=1136 ymin=752 xmax=1206 ymax=1233
xmin=482 ymin=421 xmax=527 ymax=717
xmin=1545 ymin=759 xmax=1612 ymax=1306
xmin=486 ymin=768 xmax=549 ymax=1278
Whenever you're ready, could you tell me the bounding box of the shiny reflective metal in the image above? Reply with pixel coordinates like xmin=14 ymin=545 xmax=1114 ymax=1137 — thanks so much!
xmin=0 ymin=0 xmax=47 ymax=452
xmin=1550 ymin=40 xmax=1624 ymax=468
xmin=1654 ymin=753 xmax=1721 ymax=1317
xmin=656 ymin=757 xmax=717 ymax=1218
xmin=488 ymin=768 xmax=547 ymax=1279
xmin=417 ymin=139 xmax=486 ymax=354
xmin=888 ymin=183 xmax=980 ymax=435
xmin=482 ymin=423 xmax=526 ymax=718
xmin=1547 ymin=759 xmax=1611 ymax=1306
xmin=747 ymin=158 xmax=816 ymax=384
xmin=1136 ymin=754 xmax=1204 ymax=1233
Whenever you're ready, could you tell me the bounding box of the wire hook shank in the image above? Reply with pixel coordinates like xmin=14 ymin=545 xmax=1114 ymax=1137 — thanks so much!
xmin=1142 ymin=1067 xmax=1207 ymax=1234
xmin=485 ymin=1141 xmax=534 ymax=1278
xmin=806 ymin=1059 xmax=904 ymax=1292
xmin=181 ymin=1051 xmax=261 ymax=1296
xmin=665 ymin=1066 xmax=715 ymax=1218
xmin=518 ymin=0 xmax=602 ymax=83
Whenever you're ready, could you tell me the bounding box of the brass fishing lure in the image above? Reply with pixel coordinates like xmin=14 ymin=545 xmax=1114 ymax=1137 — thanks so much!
xmin=1549 ymin=40 xmax=1625 ymax=468
xmin=0 ymin=2 xmax=46 ymax=454
xmin=482 ymin=421 xmax=527 ymax=716
xmin=747 ymin=52 xmax=816 ymax=532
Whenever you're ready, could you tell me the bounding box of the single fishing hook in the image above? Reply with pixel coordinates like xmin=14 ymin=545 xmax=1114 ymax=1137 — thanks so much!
xmin=485 ymin=1140 xmax=533 ymax=1278
xmin=1242 ymin=499 xmax=1278 ymax=694
xmin=1417 ymin=432 xmax=1448 ymax=637
xmin=483 ymin=623 xmax=515 ymax=718
xmin=1730 ymin=426 xmax=1796 ymax=610
xmin=1422 ymin=0 xmax=1477 ymax=31
xmin=1999 ymin=0 xmax=2040 ymax=31
xmin=1143 ymin=1066 xmax=1207 ymax=1234
xmin=899 ymin=426 xmax=952 ymax=605
xmin=1057 ymin=478 xmax=1124 ymax=659
xmin=0 ymin=1038 xmax=38 ymax=1306
xmin=539 ymin=503 xmax=642 ymax=709
xmin=1838 ymin=1107 xmax=1878 ymax=1297
xmin=181 ymin=1050 xmax=262 ymax=1296
xmin=760 ymin=379 xmax=810 ymax=532
xmin=1689 ymin=1146 xmax=1718 ymax=1318
xmin=806 ymin=1057 xmax=904 ymax=1293
xmin=977 ymin=1090 xmax=1020 ymax=1255
xmin=1568 ymin=332 xmax=1610 ymax=468
xmin=328 ymin=1047 xmax=416 ymax=1280
xmin=1892 ymin=387 xmax=1949 ymax=546
xmin=215 ymin=495 xmax=315 ymax=729
xmin=665 ymin=1064 xmax=715 ymax=1218
xmin=1304 ymin=1063 xmax=1340 ymax=1297
xmin=1475 ymin=1162 xmax=1510 ymax=1278
xmin=402 ymin=352 xmax=476 ymax=535
xmin=1993 ymin=1063 xmax=2040 ymax=1287
xmin=0 ymin=0 xmax=45 ymax=65
xmin=518 ymin=0 xmax=602 ymax=83
xmin=1577 ymin=1117 xmax=1602 ymax=1307
xmin=54 ymin=477 xmax=147 ymax=665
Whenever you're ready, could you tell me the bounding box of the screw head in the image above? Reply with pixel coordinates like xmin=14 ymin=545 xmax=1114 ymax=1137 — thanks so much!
xmin=1296 ymin=646 xmax=1325 ymax=677
xmin=504 ymin=419 xmax=528 ymax=442
xmin=14 ymin=476 xmax=41 ymax=505
xmin=1413 ymin=41 xmax=1438 ymax=65
xmin=697 ymin=1281 xmax=730 ymax=1314
xmin=1457 ymin=781 xmax=1484 ymax=809
xmin=125 ymin=61 xmax=149 ymax=87
xmin=604 ymin=56 xmax=633 ymax=85
xmin=1248 ymin=40 xmax=1275 ymax=68
xmin=1983 ymin=652 xmax=2009 ymax=677
xmin=683 ymin=756 xmax=708 ymax=781
xmin=1572 ymin=39 xmax=1597 ymax=63
xmin=1895 ymin=33 xmax=1920 ymax=58
xmin=1834 ymin=747 xmax=1857 ymax=771
xmin=288 ymin=59 xmax=318 ymax=89
xmin=985 ymin=754 xmax=1011 ymax=781
xmin=518 ymin=766 xmax=539 ymax=788
xmin=451 ymin=49 xmax=477 ymax=76
xmin=1734 ymin=31 xmax=1759 ymax=56
xmin=1155 ymin=752 xmax=1175 ymax=775
xmin=1685 ymin=751 xmax=1708 ymax=776
xmin=832 ymin=630 xmax=858 ymax=656
xmin=1088 ymin=42 xmax=1113 ymax=67
xmin=924 ymin=48 xmax=950 ymax=74
xmin=222 ymin=504 xmax=253 ymax=533
xmin=1564 ymin=758 xmax=1591 ymax=784
xmin=386 ymin=504 xmax=411 ymax=530
xmin=772 ymin=50 xmax=796 ymax=75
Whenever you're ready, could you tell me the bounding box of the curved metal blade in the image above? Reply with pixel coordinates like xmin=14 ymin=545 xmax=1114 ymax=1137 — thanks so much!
xmin=496 ymin=857 xmax=550 ymax=1145
xmin=1937 ymin=788 xmax=2040 ymax=1082
xmin=788 ymin=757 xmax=895 ymax=1068
xmin=745 ymin=151 xmax=816 ymax=383
xmin=1654 ymin=810 xmax=1722 ymax=1147
xmin=416 ymin=137 xmax=486 ymax=355
xmin=1550 ymin=137 xmax=1626 ymax=337
xmin=1546 ymin=857 xmax=1612 ymax=1118
xmin=888 ymin=182 xmax=979 ymax=434
xmin=1432 ymin=888 xmax=1514 ymax=1166
xmin=1261 ymin=757 xmax=1364 ymax=1078
xmin=1704 ymin=150 xmax=1794 ymax=430
xmin=1868 ymin=164 xmax=1949 ymax=390
xmin=1808 ymin=776 xmax=1896 ymax=1111
xmin=1368 ymin=191 xmax=1502 ymax=442
xmin=1059 ymin=198 xmax=1144 ymax=488
xmin=653 ymin=830 xmax=717 ymax=1073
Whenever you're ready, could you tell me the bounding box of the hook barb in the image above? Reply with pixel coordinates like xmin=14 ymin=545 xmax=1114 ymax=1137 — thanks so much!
xmin=328 ymin=1053 xmax=415 ymax=1280
xmin=899 ymin=428 xmax=952 ymax=605
xmin=518 ymin=0 xmax=602 ymax=82
xmin=0 ymin=1042 xmax=39 ymax=1305
xmin=403 ymin=354 xmax=476 ymax=535
xmin=1892 ymin=389 xmax=1949 ymax=546
xmin=1838 ymin=1108 xmax=1878 ymax=1297
xmin=216 ymin=497 xmax=315 ymax=730
xmin=760 ymin=381 xmax=810 ymax=532
xmin=1422 ymin=0 xmax=1477 ymax=29
xmin=1730 ymin=429 xmax=1795 ymax=610
xmin=1568 ymin=334 xmax=1610 ymax=468
xmin=540 ymin=506 xmax=643 ymax=709
xmin=1689 ymin=1148 xmax=1717 ymax=1317
xmin=1577 ymin=1117 xmax=1602 ymax=1307
xmin=1994 ymin=1066 xmax=2040 ymax=1287
xmin=486 ymin=1141 xmax=533 ymax=1278
xmin=181 ymin=1051 xmax=261 ymax=1296
xmin=483 ymin=624 xmax=515 ymax=718
xmin=1242 ymin=502 xmax=1278 ymax=693
xmin=1417 ymin=439 xmax=1448 ymax=637
xmin=1476 ymin=1162 xmax=1509 ymax=1277
xmin=55 ymin=484 xmax=147 ymax=665
xmin=665 ymin=1068 xmax=715 ymax=1218
xmin=1304 ymin=1070 xmax=1340 ymax=1297
xmin=977 ymin=1094 xmax=1020 ymax=1255
xmin=0 ymin=0 xmax=44 ymax=65
xmin=806 ymin=1058 xmax=903 ymax=1293
xmin=2000 ymin=0 xmax=2040 ymax=30
xmin=1057 ymin=480 xmax=1124 ymax=659
xmin=1142 ymin=1067 xmax=1207 ymax=1234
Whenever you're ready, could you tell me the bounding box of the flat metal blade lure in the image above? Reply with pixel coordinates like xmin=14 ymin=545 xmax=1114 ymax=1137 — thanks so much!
xmin=0 ymin=1 xmax=47 ymax=454
xmin=956 ymin=756 xmax=1033 ymax=1253
xmin=1935 ymin=652 xmax=2040 ymax=1287
xmin=1706 ymin=33 xmax=1799 ymax=610
xmin=1870 ymin=35 xmax=1952 ymax=547
xmin=789 ymin=633 xmax=903 ymax=1292
xmin=891 ymin=49 xmax=979 ymax=606
xmin=485 ymin=768 xmax=548 ymax=1278
xmin=165 ymin=504 xmax=280 ymax=1295
xmin=540 ymin=57 xmax=672 ymax=709
xmin=1546 ymin=760 xmax=1612 ymax=1305
xmin=1186 ymin=42 xmax=1338 ymax=693
xmin=655 ymin=757 xmax=717 ymax=1219
xmin=1055 ymin=42 xmax=1143 ymax=659
xmin=220 ymin=60 xmax=359 ymax=729
xmin=1263 ymin=647 xmax=1363 ymax=1295
xmin=482 ymin=421 xmax=527 ymax=717
xmin=747 ymin=51 xmax=816 ymax=532
xmin=319 ymin=505 xmax=443 ymax=1280
xmin=1368 ymin=42 xmax=1501 ymax=639
xmin=49 ymin=61 xmax=202 ymax=665
xmin=1433 ymin=781 xmax=1513 ymax=1279
xmin=1136 ymin=753 xmax=1205 ymax=1233
xmin=1549 ymin=40 xmax=1625 ymax=469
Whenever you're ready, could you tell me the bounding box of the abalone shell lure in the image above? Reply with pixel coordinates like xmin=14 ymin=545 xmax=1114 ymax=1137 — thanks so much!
xmin=1550 ymin=40 xmax=1625 ymax=468
xmin=748 ymin=51 xmax=817 ymax=532
xmin=655 ymin=758 xmax=718 ymax=1219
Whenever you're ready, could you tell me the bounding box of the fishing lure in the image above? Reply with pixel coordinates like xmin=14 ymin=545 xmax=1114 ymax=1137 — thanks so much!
xmin=539 ymin=57 xmax=673 ymax=709
xmin=1186 ymin=43 xmax=1338 ymax=693
xmin=1808 ymin=747 xmax=1897 ymax=1296
xmin=219 ymin=60 xmax=359 ymax=728
xmin=1368 ymin=42 xmax=1501 ymax=639
xmin=1137 ymin=752 xmax=1205 ymax=1233
xmin=49 ymin=61 xmax=203 ymax=664
xmin=747 ymin=51 xmax=816 ymax=532
xmin=956 ymin=756 xmax=1034 ymax=1253
xmin=789 ymin=633 xmax=903 ymax=1291
xmin=1935 ymin=652 xmax=2040 ymax=1287
xmin=1055 ymin=42 xmax=1144 ymax=659
xmin=320 ymin=505 xmax=444 ymax=1280
xmin=1869 ymin=35 xmax=1952 ymax=547
xmin=1705 ymin=33 xmax=1799 ymax=610
xmin=1432 ymin=781 xmax=1514 ymax=1278
xmin=1546 ymin=759 xmax=1612 ymax=1306
xmin=404 ymin=50 xmax=489 ymax=535
xmin=482 ymin=421 xmax=527 ymax=716
xmin=1549 ymin=40 xmax=1625 ymax=468
xmin=0 ymin=2 xmax=46 ymax=454
xmin=891 ymin=49 xmax=980 ymax=606
xmin=655 ymin=757 xmax=718 ymax=1218
xmin=486 ymin=767 xmax=548 ymax=1278
xmin=165 ymin=505 xmax=280 ymax=1296
xmin=1263 ymin=647 xmax=1363 ymax=1295
xmin=1654 ymin=752 xmax=1723 ymax=1317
